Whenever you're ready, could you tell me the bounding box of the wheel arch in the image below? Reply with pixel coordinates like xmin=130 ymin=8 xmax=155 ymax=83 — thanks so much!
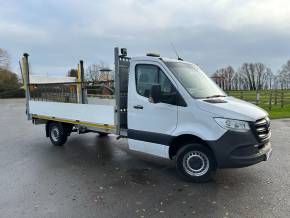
xmin=45 ymin=120 xmax=73 ymax=137
xmin=169 ymin=134 xmax=215 ymax=160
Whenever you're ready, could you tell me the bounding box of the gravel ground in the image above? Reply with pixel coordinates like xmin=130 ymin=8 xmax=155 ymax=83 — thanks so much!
xmin=0 ymin=98 xmax=290 ymax=218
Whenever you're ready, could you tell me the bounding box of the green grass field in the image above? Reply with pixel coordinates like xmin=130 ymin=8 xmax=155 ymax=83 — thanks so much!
xmin=226 ymin=90 xmax=290 ymax=119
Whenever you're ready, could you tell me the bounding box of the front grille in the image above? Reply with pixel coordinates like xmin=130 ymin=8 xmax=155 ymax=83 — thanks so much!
xmin=254 ymin=117 xmax=271 ymax=141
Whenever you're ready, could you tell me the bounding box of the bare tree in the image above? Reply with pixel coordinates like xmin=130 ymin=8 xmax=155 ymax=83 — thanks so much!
xmin=282 ymin=60 xmax=290 ymax=73
xmin=0 ymin=48 xmax=10 ymax=70
xmin=232 ymin=71 xmax=248 ymax=90
xmin=278 ymin=60 xmax=290 ymax=89
xmin=86 ymin=64 xmax=104 ymax=81
xmin=239 ymin=63 xmax=255 ymax=90
xmin=238 ymin=63 xmax=272 ymax=90
xmin=85 ymin=62 xmax=113 ymax=82
xmin=212 ymin=62 xmax=274 ymax=90
xmin=212 ymin=66 xmax=235 ymax=90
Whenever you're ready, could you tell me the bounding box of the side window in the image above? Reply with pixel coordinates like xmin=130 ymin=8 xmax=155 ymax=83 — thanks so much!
xmin=135 ymin=64 xmax=179 ymax=105
xmin=136 ymin=65 xmax=158 ymax=98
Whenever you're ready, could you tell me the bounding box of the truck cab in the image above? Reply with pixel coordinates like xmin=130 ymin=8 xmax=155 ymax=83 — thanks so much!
xmin=125 ymin=53 xmax=272 ymax=182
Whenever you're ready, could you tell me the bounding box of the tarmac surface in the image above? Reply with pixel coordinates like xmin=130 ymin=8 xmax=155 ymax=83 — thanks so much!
xmin=0 ymin=99 xmax=290 ymax=218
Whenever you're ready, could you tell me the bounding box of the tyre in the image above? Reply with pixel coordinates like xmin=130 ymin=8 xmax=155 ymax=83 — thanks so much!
xmin=97 ymin=132 xmax=108 ymax=137
xmin=176 ymin=143 xmax=216 ymax=183
xmin=48 ymin=122 xmax=68 ymax=146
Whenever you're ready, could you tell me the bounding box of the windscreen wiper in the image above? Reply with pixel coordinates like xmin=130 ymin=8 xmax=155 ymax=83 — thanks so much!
xmin=205 ymin=94 xmax=227 ymax=99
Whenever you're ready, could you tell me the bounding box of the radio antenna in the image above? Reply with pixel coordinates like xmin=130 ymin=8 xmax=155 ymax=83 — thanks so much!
xmin=170 ymin=42 xmax=183 ymax=61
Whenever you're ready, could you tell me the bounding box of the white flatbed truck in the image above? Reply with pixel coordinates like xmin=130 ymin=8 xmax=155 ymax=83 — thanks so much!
xmin=21 ymin=48 xmax=272 ymax=182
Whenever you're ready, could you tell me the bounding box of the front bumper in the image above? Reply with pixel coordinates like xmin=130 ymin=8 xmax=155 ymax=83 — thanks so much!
xmin=207 ymin=130 xmax=272 ymax=168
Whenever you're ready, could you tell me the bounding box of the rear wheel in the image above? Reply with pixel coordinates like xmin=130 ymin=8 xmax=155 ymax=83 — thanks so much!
xmin=176 ymin=143 xmax=216 ymax=183
xmin=97 ymin=132 xmax=109 ymax=137
xmin=48 ymin=123 xmax=68 ymax=146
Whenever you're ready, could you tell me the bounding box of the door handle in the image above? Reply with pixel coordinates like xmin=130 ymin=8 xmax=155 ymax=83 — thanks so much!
xmin=133 ymin=105 xmax=143 ymax=109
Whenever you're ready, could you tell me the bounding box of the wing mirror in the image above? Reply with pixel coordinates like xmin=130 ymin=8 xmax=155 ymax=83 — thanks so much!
xmin=149 ymin=84 xmax=161 ymax=103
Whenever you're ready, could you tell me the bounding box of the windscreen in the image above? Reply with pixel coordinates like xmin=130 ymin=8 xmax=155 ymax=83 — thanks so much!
xmin=164 ymin=62 xmax=226 ymax=99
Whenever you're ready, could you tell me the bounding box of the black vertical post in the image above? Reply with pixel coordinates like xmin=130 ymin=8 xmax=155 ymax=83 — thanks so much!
xmin=269 ymin=90 xmax=272 ymax=110
xmin=80 ymin=60 xmax=86 ymax=104
xmin=281 ymin=91 xmax=284 ymax=108
xmin=114 ymin=47 xmax=120 ymax=135
xmin=274 ymin=89 xmax=277 ymax=105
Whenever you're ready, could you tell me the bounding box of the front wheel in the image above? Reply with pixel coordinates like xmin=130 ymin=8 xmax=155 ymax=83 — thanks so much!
xmin=176 ymin=143 xmax=216 ymax=183
xmin=48 ymin=123 xmax=68 ymax=146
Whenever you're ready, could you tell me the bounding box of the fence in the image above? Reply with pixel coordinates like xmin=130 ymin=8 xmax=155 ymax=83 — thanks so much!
xmin=28 ymin=81 xmax=115 ymax=103
xmin=226 ymin=89 xmax=290 ymax=110
xmin=29 ymin=83 xmax=78 ymax=103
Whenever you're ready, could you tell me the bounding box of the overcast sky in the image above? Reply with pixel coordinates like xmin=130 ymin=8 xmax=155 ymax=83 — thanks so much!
xmin=1 ymin=0 xmax=290 ymax=76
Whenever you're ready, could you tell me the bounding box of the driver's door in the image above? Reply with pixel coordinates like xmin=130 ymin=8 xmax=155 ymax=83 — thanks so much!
xmin=127 ymin=62 xmax=179 ymax=158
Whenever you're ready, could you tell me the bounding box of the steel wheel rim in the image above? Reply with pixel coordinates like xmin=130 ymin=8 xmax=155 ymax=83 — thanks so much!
xmin=51 ymin=126 xmax=60 ymax=142
xmin=182 ymin=151 xmax=210 ymax=177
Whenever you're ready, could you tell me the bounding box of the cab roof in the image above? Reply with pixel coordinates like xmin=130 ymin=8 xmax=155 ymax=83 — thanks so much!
xmin=130 ymin=56 xmax=196 ymax=66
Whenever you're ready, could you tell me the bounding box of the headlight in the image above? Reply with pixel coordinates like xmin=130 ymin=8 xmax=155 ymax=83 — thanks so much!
xmin=214 ymin=118 xmax=250 ymax=132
